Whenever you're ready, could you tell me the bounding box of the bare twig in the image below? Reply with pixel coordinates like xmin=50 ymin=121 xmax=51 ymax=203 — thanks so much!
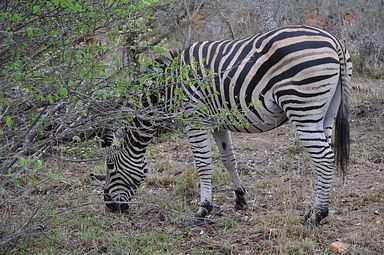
xmin=0 ymin=208 xmax=43 ymax=247
xmin=214 ymin=0 xmax=235 ymax=39
xmin=183 ymin=0 xmax=205 ymax=47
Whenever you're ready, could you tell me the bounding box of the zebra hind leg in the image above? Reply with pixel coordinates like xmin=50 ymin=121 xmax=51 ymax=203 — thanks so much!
xmin=213 ymin=130 xmax=248 ymax=210
xmin=324 ymin=80 xmax=342 ymax=146
xmin=303 ymin=80 xmax=343 ymax=225
xmin=295 ymin=126 xmax=335 ymax=226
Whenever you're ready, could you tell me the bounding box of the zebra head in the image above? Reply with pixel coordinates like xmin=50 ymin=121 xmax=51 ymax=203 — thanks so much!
xmin=102 ymin=55 xmax=175 ymax=212
xmin=103 ymin=155 xmax=132 ymax=212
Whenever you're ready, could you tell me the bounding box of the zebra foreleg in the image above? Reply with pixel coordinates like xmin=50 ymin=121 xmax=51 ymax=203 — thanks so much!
xmin=213 ymin=130 xmax=248 ymax=210
xmin=186 ymin=127 xmax=214 ymax=222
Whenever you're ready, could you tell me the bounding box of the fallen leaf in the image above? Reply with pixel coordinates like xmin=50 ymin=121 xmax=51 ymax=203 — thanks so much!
xmin=329 ymin=241 xmax=349 ymax=254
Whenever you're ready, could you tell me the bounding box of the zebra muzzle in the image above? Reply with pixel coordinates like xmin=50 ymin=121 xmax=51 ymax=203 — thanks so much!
xmin=103 ymin=188 xmax=130 ymax=212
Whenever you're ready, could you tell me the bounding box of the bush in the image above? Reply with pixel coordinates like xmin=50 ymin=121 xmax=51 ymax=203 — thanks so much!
xmin=0 ymin=0 xmax=159 ymax=172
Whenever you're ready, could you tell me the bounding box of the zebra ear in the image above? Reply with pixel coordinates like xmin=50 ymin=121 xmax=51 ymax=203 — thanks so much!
xmin=170 ymin=50 xmax=181 ymax=59
xmin=138 ymin=61 xmax=165 ymax=75
xmin=154 ymin=56 xmax=172 ymax=68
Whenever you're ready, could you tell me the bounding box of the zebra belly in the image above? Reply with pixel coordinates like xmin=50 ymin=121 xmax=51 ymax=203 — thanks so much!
xmin=217 ymin=98 xmax=288 ymax=133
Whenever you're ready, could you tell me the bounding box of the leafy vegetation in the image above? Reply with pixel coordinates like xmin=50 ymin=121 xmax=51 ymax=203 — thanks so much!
xmin=0 ymin=0 xmax=160 ymax=172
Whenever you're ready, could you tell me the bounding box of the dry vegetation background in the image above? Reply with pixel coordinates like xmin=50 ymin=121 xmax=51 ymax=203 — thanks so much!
xmin=1 ymin=0 xmax=384 ymax=254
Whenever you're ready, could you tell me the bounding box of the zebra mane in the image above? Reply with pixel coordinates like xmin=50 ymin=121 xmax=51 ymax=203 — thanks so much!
xmin=144 ymin=50 xmax=181 ymax=75
xmin=152 ymin=56 xmax=172 ymax=69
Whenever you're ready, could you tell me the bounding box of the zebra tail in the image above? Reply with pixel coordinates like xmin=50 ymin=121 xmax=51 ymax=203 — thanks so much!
xmin=335 ymin=58 xmax=350 ymax=181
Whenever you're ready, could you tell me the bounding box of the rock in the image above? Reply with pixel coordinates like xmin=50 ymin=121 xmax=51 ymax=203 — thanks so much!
xmin=329 ymin=241 xmax=349 ymax=254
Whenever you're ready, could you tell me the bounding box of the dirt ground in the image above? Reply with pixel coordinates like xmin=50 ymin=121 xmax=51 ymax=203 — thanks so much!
xmin=1 ymin=78 xmax=383 ymax=254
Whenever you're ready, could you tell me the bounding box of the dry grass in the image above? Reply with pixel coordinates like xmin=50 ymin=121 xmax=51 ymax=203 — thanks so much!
xmin=1 ymin=78 xmax=383 ymax=254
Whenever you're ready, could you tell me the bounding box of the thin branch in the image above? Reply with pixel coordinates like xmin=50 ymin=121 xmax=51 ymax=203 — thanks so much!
xmin=0 ymin=208 xmax=43 ymax=247
xmin=183 ymin=0 xmax=205 ymax=47
xmin=214 ymin=0 xmax=235 ymax=39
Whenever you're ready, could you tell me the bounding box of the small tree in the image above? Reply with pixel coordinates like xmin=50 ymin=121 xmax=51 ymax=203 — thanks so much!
xmin=0 ymin=0 xmax=159 ymax=172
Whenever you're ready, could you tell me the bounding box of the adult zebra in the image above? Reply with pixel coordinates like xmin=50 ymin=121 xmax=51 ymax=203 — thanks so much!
xmin=103 ymin=25 xmax=351 ymax=225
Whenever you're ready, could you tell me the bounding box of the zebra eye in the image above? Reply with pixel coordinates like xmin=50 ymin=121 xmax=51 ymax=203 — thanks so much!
xmin=141 ymin=157 xmax=148 ymax=170
xmin=106 ymin=162 xmax=114 ymax=170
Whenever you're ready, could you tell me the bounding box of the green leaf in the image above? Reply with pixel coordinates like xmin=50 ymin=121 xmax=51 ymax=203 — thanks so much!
xmin=13 ymin=71 xmax=21 ymax=81
xmin=70 ymin=3 xmax=82 ymax=13
xmin=36 ymin=93 xmax=45 ymax=101
xmin=10 ymin=59 xmax=22 ymax=69
xmin=51 ymin=30 xmax=60 ymax=37
xmin=26 ymin=27 xmax=33 ymax=38
xmin=33 ymin=5 xmax=41 ymax=15
xmin=147 ymin=0 xmax=159 ymax=7
xmin=48 ymin=95 xmax=55 ymax=104
xmin=11 ymin=14 xmax=22 ymax=22
xmin=154 ymin=45 xmax=167 ymax=53
xmin=28 ymin=173 xmax=38 ymax=182
xmin=5 ymin=115 xmax=12 ymax=128
xmin=14 ymin=177 xmax=22 ymax=187
xmin=59 ymin=86 xmax=68 ymax=96
xmin=33 ymin=159 xmax=43 ymax=170
xmin=0 ymin=11 xmax=10 ymax=21
xmin=18 ymin=158 xmax=29 ymax=168
xmin=127 ymin=114 xmax=134 ymax=122
xmin=72 ymin=135 xmax=81 ymax=143
xmin=43 ymin=117 xmax=50 ymax=126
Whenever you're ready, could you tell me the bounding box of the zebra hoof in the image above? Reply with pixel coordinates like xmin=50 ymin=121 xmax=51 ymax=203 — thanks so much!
xmin=188 ymin=216 xmax=215 ymax=227
xmin=235 ymin=197 xmax=248 ymax=210
xmin=185 ymin=201 xmax=213 ymax=226
xmin=190 ymin=216 xmax=206 ymax=226
xmin=234 ymin=187 xmax=248 ymax=210
xmin=302 ymin=208 xmax=328 ymax=226
xmin=197 ymin=201 xmax=213 ymax=216
xmin=315 ymin=208 xmax=329 ymax=225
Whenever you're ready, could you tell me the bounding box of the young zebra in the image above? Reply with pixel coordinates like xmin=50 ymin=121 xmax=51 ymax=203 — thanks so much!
xmin=103 ymin=26 xmax=351 ymax=225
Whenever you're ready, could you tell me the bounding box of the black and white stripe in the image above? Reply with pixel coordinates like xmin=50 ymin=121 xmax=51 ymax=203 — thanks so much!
xmin=103 ymin=26 xmax=351 ymax=224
